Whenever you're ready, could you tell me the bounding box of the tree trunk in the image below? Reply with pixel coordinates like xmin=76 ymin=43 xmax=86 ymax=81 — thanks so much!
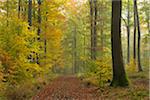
xmin=89 ymin=0 xmax=97 ymax=60
xmin=28 ymin=0 xmax=32 ymax=27
xmin=18 ymin=0 xmax=21 ymax=18
xmin=73 ymin=27 xmax=77 ymax=73
xmin=28 ymin=0 xmax=34 ymax=62
xmin=134 ymin=0 xmax=143 ymax=71
xmin=145 ymin=8 xmax=150 ymax=34
xmin=6 ymin=0 xmax=9 ymax=26
xmin=33 ymin=0 xmax=36 ymax=19
xmin=99 ymin=2 xmax=104 ymax=57
xmin=110 ymin=0 xmax=128 ymax=87
xmin=133 ymin=0 xmax=137 ymax=61
xmin=89 ymin=0 xmax=94 ymax=60
xmin=101 ymin=29 xmax=104 ymax=54
xmin=146 ymin=13 xmax=150 ymax=34
xmin=44 ymin=12 xmax=48 ymax=66
xmin=37 ymin=0 xmax=41 ymax=41
xmin=83 ymin=33 xmax=86 ymax=70
xmin=36 ymin=0 xmax=42 ymax=64
xmin=22 ymin=1 xmax=27 ymax=21
xmin=127 ymin=0 xmax=130 ymax=63
xmin=93 ymin=0 xmax=97 ymax=60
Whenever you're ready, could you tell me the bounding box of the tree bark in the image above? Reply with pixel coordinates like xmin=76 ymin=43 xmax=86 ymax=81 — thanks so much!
xmin=134 ymin=0 xmax=143 ymax=71
xmin=28 ymin=0 xmax=32 ymax=27
xmin=18 ymin=0 xmax=21 ymax=18
xmin=101 ymin=28 xmax=104 ymax=55
xmin=127 ymin=0 xmax=130 ymax=63
xmin=37 ymin=0 xmax=41 ymax=41
xmin=145 ymin=8 xmax=150 ymax=34
xmin=89 ymin=0 xmax=94 ymax=60
xmin=36 ymin=0 xmax=42 ymax=64
xmin=28 ymin=0 xmax=34 ymax=62
xmin=110 ymin=0 xmax=128 ymax=87
xmin=146 ymin=13 xmax=150 ymax=34
xmin=93 ymin=0 xmax=97 ymax=60
xmin=73 ymin=27 xmax=77 ymax=73
xmin=44 ymin=12 xmax=48 ymax=66
xmin=133 ymin=0 xmax=137 ymax=61
xmin=89 ymin=0 xmax=97 ymax=60
xmin=6 ymin=0 xmax=9 ymax=26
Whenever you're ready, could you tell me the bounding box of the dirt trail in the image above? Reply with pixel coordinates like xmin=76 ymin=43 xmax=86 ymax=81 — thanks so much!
xmin=32 ymin=76 xmax=101 ymax=100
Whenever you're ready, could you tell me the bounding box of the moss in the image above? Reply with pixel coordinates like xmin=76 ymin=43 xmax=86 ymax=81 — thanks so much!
xmin=110 ymin=76 xmax=129 ymax=87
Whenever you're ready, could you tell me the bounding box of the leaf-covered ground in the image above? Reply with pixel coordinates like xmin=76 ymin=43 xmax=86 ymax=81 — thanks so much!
xmin=32 ymin=76 xmax=100 ymax=100
xmin=32 ymin=70 xmax=149 ymax=100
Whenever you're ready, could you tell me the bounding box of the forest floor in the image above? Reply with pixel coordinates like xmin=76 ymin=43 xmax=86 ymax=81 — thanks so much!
xmin=32 ymin=75 xmax=101 ymax=100
xmin=32 ymin=70 xmax=149 ymax=100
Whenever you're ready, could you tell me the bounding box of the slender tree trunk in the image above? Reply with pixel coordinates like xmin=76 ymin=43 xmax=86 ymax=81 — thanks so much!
xmin=110 ymin=0 xmax=128 ymax=87
xmin=143 ymin=0 xmax=150 ymax=34
xmin=89 ymin=0 xmax=94 ymax=60
xmin=18 ymin=0 xmax=21 ymax=18
xmin=145 ymin=11 xmax=150 ymax=34
xmin=93 ymin=0 xmax=97 ymax=60
xmin=36 ymin=0 xmax=42 ymax=64
xmin=28 ymin=0 xmax=32 ymax=27
xmin=33 ymin=0 xmax=36 ymax=19
xmin=89 ymin=0 xmax=97 ymax=60
xmin=37 ymin=0 xmax=41 ymax=41
xmin=44 ymin=12 xmax=48 ymax=66
xmin=133 ymin=0 xmax=137 ymax=62
xmin=73 ymin=27 xmax=77 ymax=73
xmin=101 ymin=22 xmax=104 ymax=56
xmin=127 ymin=0 xmax=130 ymax=63
xmin=134 ymin=0 xmax=143 ymax=71
xmin=147 ymin=14 xmax=150 ymax=34
xmin=28 ymin=0 xmax=33 ymax=62
xmin=99 ymin=2 xmax=104 ymax=57
xmin=6 ymin=0 xmax=9 ymax=26
xmin=22 ymin=1 xmax=27 ymax=21
xmin=83 ymin=34 xmax=86 ymax=70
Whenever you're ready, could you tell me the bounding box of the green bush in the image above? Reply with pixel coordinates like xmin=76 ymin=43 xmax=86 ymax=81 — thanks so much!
xmin=82 ymin=56 xmax=112 ymax=87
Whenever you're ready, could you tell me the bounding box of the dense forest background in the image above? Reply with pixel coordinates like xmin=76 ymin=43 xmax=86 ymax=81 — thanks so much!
xmin=0 ymin=0 xmax=149 ymax=99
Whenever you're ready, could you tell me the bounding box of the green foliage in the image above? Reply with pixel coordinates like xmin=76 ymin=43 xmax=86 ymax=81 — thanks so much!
xmin=82 ymin=56 xmax=112 ymax=87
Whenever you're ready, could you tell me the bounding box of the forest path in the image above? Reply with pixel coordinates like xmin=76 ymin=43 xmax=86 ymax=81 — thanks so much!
xmin=32 ymin=75 xmax=101 ymax=100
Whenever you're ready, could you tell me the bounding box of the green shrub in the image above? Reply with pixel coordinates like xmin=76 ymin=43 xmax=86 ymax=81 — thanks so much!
xmin=83 ymin=56 xmax=112 ymax=87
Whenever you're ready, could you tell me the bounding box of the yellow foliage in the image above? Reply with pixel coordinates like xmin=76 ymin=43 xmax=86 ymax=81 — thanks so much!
xmin=0 ymin=61 xmax=3 ymax=81
xmin=126 ymin=58 xmax=137 ymax=73
xmin=83 ymin=56 xmax=112 ymax=87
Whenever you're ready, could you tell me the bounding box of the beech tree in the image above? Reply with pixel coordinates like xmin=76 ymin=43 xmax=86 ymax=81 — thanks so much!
xmin=133 ymin=0 xmax=137 ymax=62
xmin=110 ymin=0 xmax=128 ymax=87
xmin=134 ymin=0 xmax=143 ymax=71
xmin=127 ymin=0 xmax=130 ymax=63
xmin=89 ymin=0 xmax=97 ymax=60
xmin=133 ymin=0 xmax=143 ymax=71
